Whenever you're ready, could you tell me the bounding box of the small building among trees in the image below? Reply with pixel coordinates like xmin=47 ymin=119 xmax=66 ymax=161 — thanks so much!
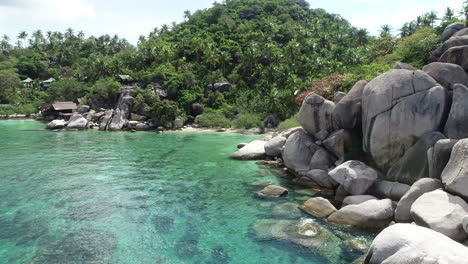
xmin=40 ymin=101 xmax=77 ymax=120
xmin=41 ymin=78 xmax=56 ymax=90
xmin=21 ymin=78 xmax=33 ymax=88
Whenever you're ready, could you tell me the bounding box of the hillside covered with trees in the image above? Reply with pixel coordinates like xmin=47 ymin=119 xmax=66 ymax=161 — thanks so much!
xmin=0 ymin=0 xmax=463 ymax=128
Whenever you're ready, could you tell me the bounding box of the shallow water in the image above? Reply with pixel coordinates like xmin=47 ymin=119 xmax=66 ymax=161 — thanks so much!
xmin=0 ymin=121 xmax=374 ymax=264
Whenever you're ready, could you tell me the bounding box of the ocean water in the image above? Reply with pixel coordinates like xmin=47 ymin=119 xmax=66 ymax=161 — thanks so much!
xmin=0 ymin=121 xmax=373 ymax=264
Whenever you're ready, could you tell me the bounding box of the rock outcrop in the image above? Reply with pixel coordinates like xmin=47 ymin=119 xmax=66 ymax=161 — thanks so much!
xmin=364 ymin=224 xmax=468 ymax=264
xmin=332 ymin=80 xmax=367 ymax=130
xmin=298 ymin=93 xmax=335 ymax=136
xmin=439 ymin=45 xmax=468 ymax=71
xmin=301 ymin=197 xmax=337 ymax=217
xmin=264 ymin=136 xmax=287 ymax=157
xmin=67 ymin=114 xmax=88 ymax=129
xmin=410 ymin=189 xmax=468 ymax=242
xmin=282 ymin=129 xmax=319 ymax=174
xmin=441 ymin=139 xmax=468 ymax=199
xmin=329 ymin=160 xmax=377 ymax=195
xmin=342 ymin=195 xmax=377 ymax=207
xmin=362 ymin=69 xmax=448 ymax=173
xmin=369 ymin=180 xmax=410 ymax=201
xmin=441 ymin=22 xmax=465 ymax=42
xmin=328 ymin=199 xmax=394 ymax=229
xmin=422 ymin=62 xmax=468 ymax=90
xmin=231 ymin=140 xmax=266 ymax=160
xmin=444 ymin=84 xmax=468 ymax=139
xmin=47 ymin=119 xmax=67 ymax=129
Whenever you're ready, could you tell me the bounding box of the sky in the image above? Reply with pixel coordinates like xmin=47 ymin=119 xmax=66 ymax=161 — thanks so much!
xmin=0 ymin=0 xmax=464 ymax=45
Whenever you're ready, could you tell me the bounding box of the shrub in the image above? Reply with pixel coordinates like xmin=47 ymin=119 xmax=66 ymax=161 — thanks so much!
xmin=46 ymin=78 xmax=87 ymax=102
xmin=295 ymin=73 xmax=348 ymax=103
xmin=277 ymin=115 xmax=300 ymax=132
xmin=195 ymin=109 xmax=231 ymax=128
xmin=0 ymin=104 xmax=37 ymax=115
xmin=148 ymin=99 xmax=180 ymax=128
xmin=394 ymin=27 xmax=440 ymax=68
xmin=342 ymin=63 xmax=393 ymax=89
xmin=85 ymin=78 xmax=121 ymax=109
xmin=232 ymin=113 xmax=264 ymax=129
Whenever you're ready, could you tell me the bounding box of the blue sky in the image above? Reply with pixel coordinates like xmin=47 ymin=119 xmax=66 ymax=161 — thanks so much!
xmin=0 ymin=0 xmax=464 ymax=45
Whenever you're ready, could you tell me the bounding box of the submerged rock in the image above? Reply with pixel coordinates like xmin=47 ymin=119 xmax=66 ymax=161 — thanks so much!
xmin=252 ymin=218 xmax=342 ymax=262
xmin=328 ymin=199 xmax=394 ymax=229
xmin=364 ymin=223 xmax=468 ymax=264
xmin=301 ymin=197 xmax=337 ymax=218
xmin=272 ymin=203 xmax=302 ymax=219
xmin=410 ymin=189 xmax=468 ymax=242
xmin=256 ymin=185 xmax=288 ymax=198
xmin=231 ymin=140 xmax=266 ymax=160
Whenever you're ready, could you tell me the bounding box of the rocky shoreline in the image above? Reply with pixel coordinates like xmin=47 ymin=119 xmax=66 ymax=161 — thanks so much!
xmin=232 ymin=22 xmax=468 ymax=264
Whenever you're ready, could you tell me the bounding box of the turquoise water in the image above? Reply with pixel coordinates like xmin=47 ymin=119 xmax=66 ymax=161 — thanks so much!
xmin=0 ymin=121 xmax=373 ymax=264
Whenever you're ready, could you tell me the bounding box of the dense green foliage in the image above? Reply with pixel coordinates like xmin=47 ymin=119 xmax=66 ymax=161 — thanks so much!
xmin=0 ymin=0 xmax=463 ymax=127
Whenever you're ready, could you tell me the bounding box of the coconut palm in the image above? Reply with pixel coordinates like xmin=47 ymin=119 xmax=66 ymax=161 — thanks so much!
xmin=17 ymin=31 xmax=28 ymax=48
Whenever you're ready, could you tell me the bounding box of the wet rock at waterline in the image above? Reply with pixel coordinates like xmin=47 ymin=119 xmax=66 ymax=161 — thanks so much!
xmin=272 ymin=203 xmax=302 ymax=219
xmin=394 ymin=178 xmax=443 ymax=223
xmin=304 ymin=169 xmax=338 ymax=189
xmin=364 ymin=224 xmax=468 ymax=264
xmin=328 ymin=199 xmax=394 ymax=229
xmin=231 ymin=140 xmax=266 ymax=160
xmin=410 ymin=189 xmax=468 ymax=242
xmin=264 ymin=136 xmax=287 ymax=157
xmin=332 ymin=80 xmax=367 ymax=130
xmin=297 ymin=93 xmax=335 ymax=135
xmin=47 ymin=119 xmax=67 ymax=129
xmin=444 ymin=84 xmax=468 ymax=139
xmin=361 ymin=70 xmax=448 ymax=173
xmin=422 ymin=62 xmax=468 ymax=90
xmin=255 ymin=185 xmax=288 ymax=198
xmin=252 ymin=218 xmax=342 ymax=262
xmin=386 ymin=132 xmax=445 ymax=185
xmin=301 ymin=197 xmax=337 ymax=218
xmin=441 ymin=139 xmax=468 ymax=200
xmin=30 ymin=228 xmax=117 ymax=264
xmin=68 ymin=114 xmax=89 ymax=129
xmin=329 ymin=160 xmax=378 ymax=195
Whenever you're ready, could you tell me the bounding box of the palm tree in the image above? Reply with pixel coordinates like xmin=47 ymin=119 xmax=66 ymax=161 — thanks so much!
xmin=427 ymin=11 xmax=438 ymax=27
xmin=356 ymin=28 xmax=369 ymax=45
xmin=18 ymin=31 xmax=28 ymax=48
xmin=183 ymin=10 xmax=191 ymax=20
xmin=443 ymin=7 xmax=455 ymax=22
xmin=379 ymin=24 xmax=392 ymax=38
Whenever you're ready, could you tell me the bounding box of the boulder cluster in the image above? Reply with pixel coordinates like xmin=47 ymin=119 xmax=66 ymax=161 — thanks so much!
xmin=46 ymin=87 xmax=185 ymax=131
xmin=233 ymin=22 xmax=468 ymax=263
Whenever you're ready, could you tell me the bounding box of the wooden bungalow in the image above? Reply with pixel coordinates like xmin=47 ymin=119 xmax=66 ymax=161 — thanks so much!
xmin=40 ymin=101 xmax=77 ymax=120
xmin=21 ymin=78 xmax=34 ymax=88
xmin=41 ymin=78 xmax=56 ymax=90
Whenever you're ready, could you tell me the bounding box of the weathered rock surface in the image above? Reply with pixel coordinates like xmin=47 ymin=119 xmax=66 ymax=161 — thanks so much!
xmin=323 ymin=129 xmax=348 ymax=164
xmin=441 ymin=22 xmax=465 ymax=42
xmin=252 ymin=218 xmax=342 ymax=262
xmin=99 ymin=110 xmax=114 ymax=130
xmin=77 ymin=105 xmax=90 ymax=114
xmin=298 ymin=93 xmax=335 ymax=135
xmin=329 ymin=161 xmax=377 ymax=195
xmin=282 ymin=129 xmax=319 ymax=174
xmin=309 ymin=147 xmax=335 ymax=171
xmin=256 ymin=185 xmax=288 ymax=198
xmin=333 ymin=91 xmax=346 ymax=103
xmin=444 ymin=84 xmax=468 ymax=139
xmin=393 ymin=62 xmax=417 ymax=70
xmin=422 ymin=62 xmax=468 ymax=90
xmin=328 ymin=199 xmax=394 ymax=229
xmin=439 ymin=45 xmax=468 ymax=71
xmin=47 ymin=119 xmax=67 ymax=129
xmin=411 ymin=189 xmax=468 ymax=241
xmin=173 ymin=118 xmax=183 ymax=129
xmin=428 ymin=139 xmax=458 ymax=179
xmin=231 ymin=140 xmax=266 ymax=160
xmin=342 ymin=195 xmax=377 ymax=207
xmin=304 ymin=169 xmax=337 ymax=189
xmin=386 ymin=132 xmax=445 ymax=185
xmin=106 ymin=87 xmax=134 ymax=131
xmin=204 ymin=82 xmax=232 ymax=98
xmin=264 ymin=136 xmax=287 ymax=157
xmin=430 ymin=36 xmax=468 ymax=61
xmin=362 ymin=69 xmax=448 ymax=172
xmin=369 ymin=180 xmax=410 ymax=201
xmin=263 ymin=113 xmax=280 ymax=128
xmin=364 ymin=224 xmax=468 ymax=264
xmin=441 ymin=139 xmax=468 ymax=199
xmin=332 ymin=80 xmax=367 ymax=130
xmin=454 ymin=27 xmax=468 ymax=37
xmin=394 ymin=178 xmax=443 ymax=223
xmin=301 ymin=197 xmax=337 ymax=217
xmin=67 ymin=114 xmax=88 ymax=129
xmin=191 ymin=103 xmax=204 ymax=117
xmin=279 ymin=127 xmax=302 ymax=139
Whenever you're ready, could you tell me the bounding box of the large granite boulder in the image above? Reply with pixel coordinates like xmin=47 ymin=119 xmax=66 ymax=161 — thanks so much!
xmin=332 ymin=80 xmax=367 ymax=130
xmin=264 ymin=136 xmax=287 ymax=157
xmin=309 ymin=147 xmax=336 ymax=171
xmin=298 ymin=93 xmax=335 ymax=136
xmin=342 ymin=195 xmax=377 ymax=207
xmin=279 ymin=127 xmax=302 ymax=139
xmin=386 ymin=132 xmax=445 ymax=185
xmin=428 ymin=139 xmax=458 ymax=179
xmin=441 ymin=22 xmax=465 ymax=42
xmin=282 ymin=129 xmax=319 ymax=174
xmin=301 ymin=197 xmax=337 ymax=218
xmin=422 ymin=62 xmax=468 ymax=90
xmin=77 ymin=105 xmax=90 ymax=114
xmin=67 ymin=114 xmax=88 ymax=129
xmin=263 ymin=113 xmax=280 ymax=128
xmin=364 ymin=224 xmax=468 ymax=264
xmin=411 ymin=189 xmax=468 ymax=241
xmin=323 ymin=129 xmax=348 ymax=164
xmin=441 ymin=139 xmax=468 ymax=199
xmin=107 ymin=87 xmax=134 ymax=131
xmin=444 ymin=84 xmax=468 ymax=139
xmin=430 ymin=36 xmax=468 ymax=61
xmin=362 ymin=70 xmax=448 ymax=172
xmin=99 ymin=110 xmax=114 ymax=130
xmin=329 ymin=161 xmax=378 ymax=195
xmin=369 ymin=180 xmax=410 ymax=201
xmin=231 ymin=140 xmax=266 ymax=160
xmin=454 ymin=27 xmax=468 ymax=37
xmin=191 ymin=103 xmax=204 ymax=117
xmin=328 ymin=199 xmax=394 ymax=229
xmin=394 ymin=178 xmax=443 ymax=223
xmin=204 ymin=82 xmax=232 ymax=98
xmin=304 ymin=169 xmax=338 ymax=189
xmin=47 ymin=119 xmax=67 ymax=129
xmin=439 ymin=45 xmax=468 ymax=71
